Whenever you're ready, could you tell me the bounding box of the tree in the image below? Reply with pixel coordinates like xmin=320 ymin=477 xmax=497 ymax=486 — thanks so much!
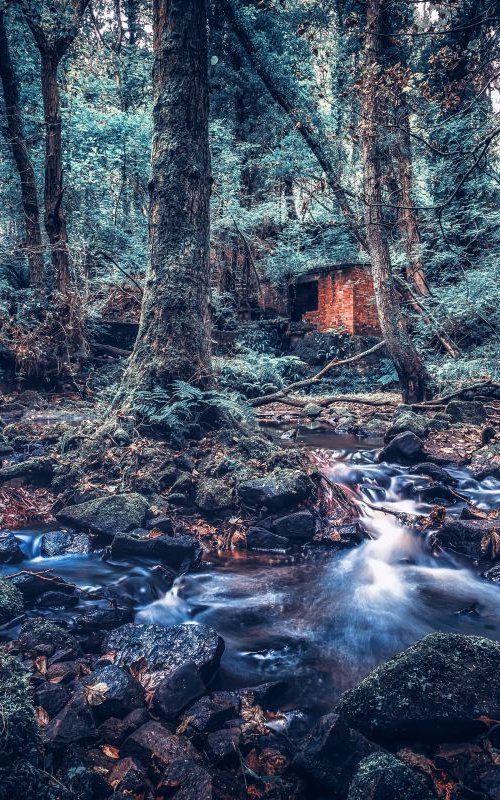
xmin=0 ymin=8 xmax=45 ymax=292
xmin=115 ymin=0 xmax=212 ymax=408
xmin=20 ymin=0 xmax=90 ymax=294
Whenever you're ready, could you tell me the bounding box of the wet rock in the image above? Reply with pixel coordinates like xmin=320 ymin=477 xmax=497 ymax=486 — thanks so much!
xmin=433 ymin=518 xmax=496 ymax=560
xmin=106 ymin=757 xmax=149 ymax=795
xmin=74 ymin=606 xmax=133 ymax=632
xmin=470 ymin=442 xmax=500 ymax=480
xmin=0 ymin=577 xmax=23 ymax=624
xmin=81 ymin=665 xmax=145 ymax=720
xmin=483 ymin=563 xmax=500 ymax=582
xmin=10 ymin=569 xmax=76 ymax=600
xmin=56 ymin=493 xmax=150 ymax=536
xmin=110 ymin=529 xmax=201 ymax=570
xmin=121 ymin=721 xmax=200 ymax=768
xmin=104 ymin=622 xmax=224 ymax=683
xmin=36 ymin=590 xmax=80 ymax=609
xmin=206 ymin=727 xmax=241 ymax=765
xmin=35 ymin=683 xmax=70 ymax=718
xmin=41 ymin=530 xmax=92 ymax=557
xmin=271 ymin=510 xmax=316 ymax=541
xmin=347 ymin=752 xmax=437 ymax=800
xmin=292 ymin=712 xmax=378 ymax=794
xmin=446 ymin=400 xmax=486 ymax=425
xmin=246 ymin=527 xmax=289 ymax=552
xmin=195 ymin=478 xmax=233 ymax=512
xmin=153 ymin=662 xmax=206 ymax=721
xmin=0 ymin=531 xmax=23 ymax=563
xmin=237 ymin=468 xmax=314 ymax=512
xmin=377 ymin=432 xmax=425 ymax=465
xmin=408 ymin=463 xmax=455 ymax=484
xmin=182 ymin=691 xmax=241 ymax=735
xmin=46 ymin=660 xmax=84 ymax=684
xmin=302 ymin=403 xmax=323 ymax=418
xmin=240 ymin=681 xmax=289 ymax=709
xmin=98 ymin=708 xmax=150 ymax=745
xmin=147 ymin=514 xmax=174 ymax=534
xmin=159 ymin=759 xmax=212 ymax=800
xmin=337 ymin=632 xmax=500 ymax=742
xmin=44 ymin=689 xmax=97 ymax=750
xmin=385 ymin=411 xmax=428 ymax=441
xmin=415 ymin=483 xmax=459 ymax=504
xmin=19 ymin=618 xmax=77 ymax=656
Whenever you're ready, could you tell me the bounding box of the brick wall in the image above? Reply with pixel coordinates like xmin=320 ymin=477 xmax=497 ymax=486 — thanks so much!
xmin=303 ymin=266 xmax=380 ymax=335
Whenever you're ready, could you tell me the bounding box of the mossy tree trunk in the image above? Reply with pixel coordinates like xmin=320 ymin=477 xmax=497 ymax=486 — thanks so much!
xmin=116 ymin=0 xmax=212 ymax=408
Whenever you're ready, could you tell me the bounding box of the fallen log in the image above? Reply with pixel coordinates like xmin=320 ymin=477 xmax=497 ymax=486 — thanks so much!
xmin=415 ymin=379 xmax=499 ymax=408
xmin=250 ymin=340 xmax=386 ymax=407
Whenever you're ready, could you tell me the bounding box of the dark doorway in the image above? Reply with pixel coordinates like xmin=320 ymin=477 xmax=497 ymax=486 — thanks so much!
xmin=289 ymin=280 xmax=319 ymax=321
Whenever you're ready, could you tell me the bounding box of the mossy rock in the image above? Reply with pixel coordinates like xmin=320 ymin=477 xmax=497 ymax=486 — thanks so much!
xmin=347 ymin=753 xmax=436 ymax=800
xmin=0 ymin=578 xmax=23 ymax=625
xmin=0 ymin=652 xmax=38 ymax=767
xmin=19 ymin=619 xmax=77 ymax=655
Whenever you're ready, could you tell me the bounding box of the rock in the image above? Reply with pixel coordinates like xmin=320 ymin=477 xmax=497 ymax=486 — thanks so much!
xmin=9 ymin=570 xmax=76 ymax=599
xmin=337 ymin=632 xmax=500 ymax=742
xmin=19 ymin=618 xmax=77 ymax=656
xmin=121 ymin=721 xmax=200 ymax=768
xmin=152 ymin=662 xmax=206 ymax=721
xmin=104 ymin=623 xmax=224 ymax=684
xmin=240 ymin=681 xmax=289 ymax=709
xmin=46 ymin=660 xmax=84 ymax=684
xmin=206 ymin=727 xmax=241 ymax=765
xmin=470 ymin=442 xmax=500 ymax=480
xmin=246 ymin=527 xmax=289 ymax=552
xmin=56 ymin=493 xmax=150 ymax=536
xmin=36 ymin=590 xmax=80 ymax=609
xmin=483 ymin=563 xmax=500 ymax=582
xmin=292 ymin=712 xmax=379 ymax=794
xmin=182 ymin=691 xmax=241 ymax=735
xmin=408 ymin=463 xmax=455 ymax=484
xmin=159 ymin=759 xmax=212 ymax=800
xmin=303 ymin=403 xmax=323 ymax=418
xmin=81 ymin=665 xmax=144 ymax=720
xmin=106 ymin=757 xmax=149 ymax=795
xmin=0 ymin=577 xmax=23 ymax=624
xmin=41 ymin=530 xmax=92 ymax=557
xmin=271 ymin=510 xmax=316 ymax=541
xmin=0 ymin=532 xmax=23 ymax=564
xmin=415 ymin=483 xmax=458 ymax=504
xmin=195 ymin=478 xmax=233 ymax=512
xmin=377 ymin=432 xmax=425 ymax=465
xmin=385 ymin=411 xmax=428 ymax=441
xmin=347 ymin=752 xmax=437 ymax=800
xmin=75 ymin=606 xmax=133 ymax=632
xmin=426 ymin=418 xmax=450 ymax=433
xmin=44 ymin=689 xmax=97 ymax=750
xmin=35 ymin=683 xmax=71 ymax=718
xmin=433 ymin=518 xmax=496 ymax=561
xmin=0 ymin=456 xmax=53 ymax=485
xmin=110 ymin=529 xmax=201 ymax=570
xmin=446 ymin=400 xmax=486 ymax=425
xmin=147 ymin=515 xmax=174 ymax=534
xmin=237 ymin=468 xmax=314 ymax=512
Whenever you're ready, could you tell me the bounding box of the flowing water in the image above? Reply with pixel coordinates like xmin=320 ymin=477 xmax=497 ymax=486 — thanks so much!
xmin=2 ymin=432 xmax=500 ymax=719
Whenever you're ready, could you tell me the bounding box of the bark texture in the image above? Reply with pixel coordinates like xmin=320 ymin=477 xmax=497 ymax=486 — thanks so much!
xmin=117 ymin=0 xmax=212 ymax=402
xmin=362 ymin=0 xmax=430 ymax=403
xmin=0 ymin=10 xmax=45 ymax=292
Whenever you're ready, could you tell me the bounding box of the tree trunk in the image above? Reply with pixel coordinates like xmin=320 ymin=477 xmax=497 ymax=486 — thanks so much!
xmin=116 ymin=0 xmax=212 ymax=404
xmin=40 ymin=50 xmax=70 ymax=293
xmin=362 ymin=0 xmax=430 ymax=403
xmin=0 ymin=10 xmax=45 ymax=293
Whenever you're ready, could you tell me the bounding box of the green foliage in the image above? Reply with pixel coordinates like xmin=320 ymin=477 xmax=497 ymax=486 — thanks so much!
xmin=215 ymin=348 xmax=307 ymax=398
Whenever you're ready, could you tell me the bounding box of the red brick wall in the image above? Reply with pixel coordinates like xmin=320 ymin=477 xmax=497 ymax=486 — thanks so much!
xmin=303 ymin=266 xmax=380 ymax=335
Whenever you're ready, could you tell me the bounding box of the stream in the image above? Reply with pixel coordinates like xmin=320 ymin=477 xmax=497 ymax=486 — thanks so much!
xmin=2 ymin=430 xmax=500 ymax=722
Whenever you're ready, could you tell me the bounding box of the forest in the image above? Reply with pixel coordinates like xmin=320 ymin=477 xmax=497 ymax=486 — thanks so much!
xmin=0 ymin=0 xmax=500 ymax=799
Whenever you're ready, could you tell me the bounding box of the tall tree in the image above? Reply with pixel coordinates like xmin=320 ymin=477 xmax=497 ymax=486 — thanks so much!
xmin=0 ymin=8 xmax=45 ymax=292
xmin=20 ymin=0 xmax=90 ymax=294
xmin=116 ymin=0 xmax=212 ymax=407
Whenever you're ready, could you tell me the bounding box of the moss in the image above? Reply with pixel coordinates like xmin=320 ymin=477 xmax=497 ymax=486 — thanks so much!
xmin=19 ymin=619 xmax=77 ymax=653
xmin=0 ymin=652 xmax=38 ymax=768
xmin=0 ymin=578 xmax=23 ymax=625
xmin=347 ymin=753 xmax=436 ymax=800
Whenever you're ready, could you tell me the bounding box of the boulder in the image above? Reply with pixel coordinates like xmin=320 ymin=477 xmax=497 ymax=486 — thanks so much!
xmin=121 ymin=721 xmax=200 ymax=768
xmin=195 ymin=478 xmax=233 ymax=512
xmin=446 ymin=400 xmax=486 ymax=425
xmin=0 ymin=532 xmax=23 ymax=564
xmin=9 ymin=570 xmax=76 ymax=600
xmin=81 ymin=665 xmax=145 ymax=720
xmin=432 ymin=518 xmax=497 ymax=561
xmin=347 ymin=753 xmax=437 ymax=800
xmin=152 ymin=662 xmax=206 ymax=722
xmin=0 ymin=578 xmax=23 ymax=624
xmin=110 ymin=529 xmax=201 ymax=570
xmin=377 ymin=432 xmax=425 ymax=465
xmin=470 ymin=442 xmax=500 ymax=480
xmin=337 ymin=632 xmax=500 ymax=742
xmin=408 ymin=463 xmax=455 ymax=484
xmin=237 ymin=469 xmax=314 ymax=512
xmin=206 ymin=727 xmax=241 ymax=765
xmin=104 ymin=623 xmax=224 ymax=684
xmin=159 ymin=759 xmax=212 ymax=800
xmin=56 ymin=493 xmax=150 ymax=536
xmin=414 ymin=484 xmax=459 ymax=504
xmin=44 ymin=689 xmax=97 ymax=750
xmin=302 ymin=403 xmax=323 ymax=418
xmin=147 ymin=515 xmax=174 ymax=534
xmin=271 ymin=510 xmax=316 ymax=541
xmin=74 ymin=606 xmax=133 ymax=632
xmin=385 ymin=411 xmax=428 ymax=441
xmin=181 ymin=691 xmax=241 ymax=735
xmin=40 ymin=530 xmax=92 ymax=557
xmin=246 ymin=527 xmax=289 ymax=552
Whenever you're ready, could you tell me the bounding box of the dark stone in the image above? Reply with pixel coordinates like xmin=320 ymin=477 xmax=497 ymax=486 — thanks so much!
xmin=347 ymin=752 xmax=437 ymax=800
xmin=56 ymin=493 xmax=150 ymax=536
xmin=240 ymin=681 xmax=289 ymax=709
xmin=426 ymin=418 xmax=450 ymax=433
xmin=98 ymin=708 xmax=150 ymax=744
xmin=75 ymin=606 xmax=134 ymax=632
xmin=44 ymin=689 xmax=97 ymax=750
xmin=237 ymin=469 xmax=314 ymax=512
xmin=147 ymin=515 xmax=174 ymax=534
xmin=446 ymin=400 xmax=486 ymax=425
xmin=414 ymin=483 xmax=458 ymax=504
xmin=408 ymin=463 xmax=455 ymax=484
xmin=483 ymin=564 xmax=500 ymax=582
xmin=433 ymin=518 xmax=495 ymax=560
xmin=159 ymin=759 xmax=212 ymax=800
xmin=377 ymin=432 xmax=425 ymax=465
xmin=121 ymin=721 xmax=200 ymax=768
xmin=81 ymin=665 xmax=145 ymax=720
xmin=19 ymin=618 xmax=77 ymax=656
xmin=0 ymin=456 xmax=53 ymax=485
xmin=104 ymin=622 xmax=224 ymax=683
xmin=336 ymin=632 xmax=500 ymax=742
xmin=246 ymin=527 xmax=289 ymax=552
xmin=158 ymin=466 xmax=179 ymax=490
xmin=107 ymin=757 xmax=149 ymax=795
xmin=35 ymin=683 xmax=71 ymax=718
xmin=41 ymin=530 xmax=92 ymax=557
xmin=110 ymin=529 xmax=201 ymax=570
xmin=271 ymin=510 xmax=316 ymax=541
xmin=182 ymin=691 xmax=241 ymax=735
xmin=153 ymin=661 xmax=206 ymax=721
xmin=0 ymin=531 xmax=23 ymax=563
xmin=168 ymin=492 xmax=191 ymax=507
xmin=292 ymin=712 xmax=379 ymax=794
xmin=470 ymin=442 xmax=500 ymax=480
xmin=206 ymin=727 xmax=241 ymax=765
xmin=195 ymin=478 xmax=233 ymax=511
xmin=10 ymin=570 xmax=76 ymax=599
xmin=385 ymin=411 xmax=428 ymax=441
xmin=36 ymin=590 xmax=80 ymax=609
xmin=46 ymin=660 xmax=83 ymax=683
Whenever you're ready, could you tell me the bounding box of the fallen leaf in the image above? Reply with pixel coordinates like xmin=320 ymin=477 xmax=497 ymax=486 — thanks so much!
xmin=102 ymin=744 xmax=120 ymax=759
xmin=84 ymin=681 xmax=109 ymax=705
xmin=35 ymin=706 xmax=49 ymax=727
xmin=35 ymin=656 xmax=47 ymax=675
